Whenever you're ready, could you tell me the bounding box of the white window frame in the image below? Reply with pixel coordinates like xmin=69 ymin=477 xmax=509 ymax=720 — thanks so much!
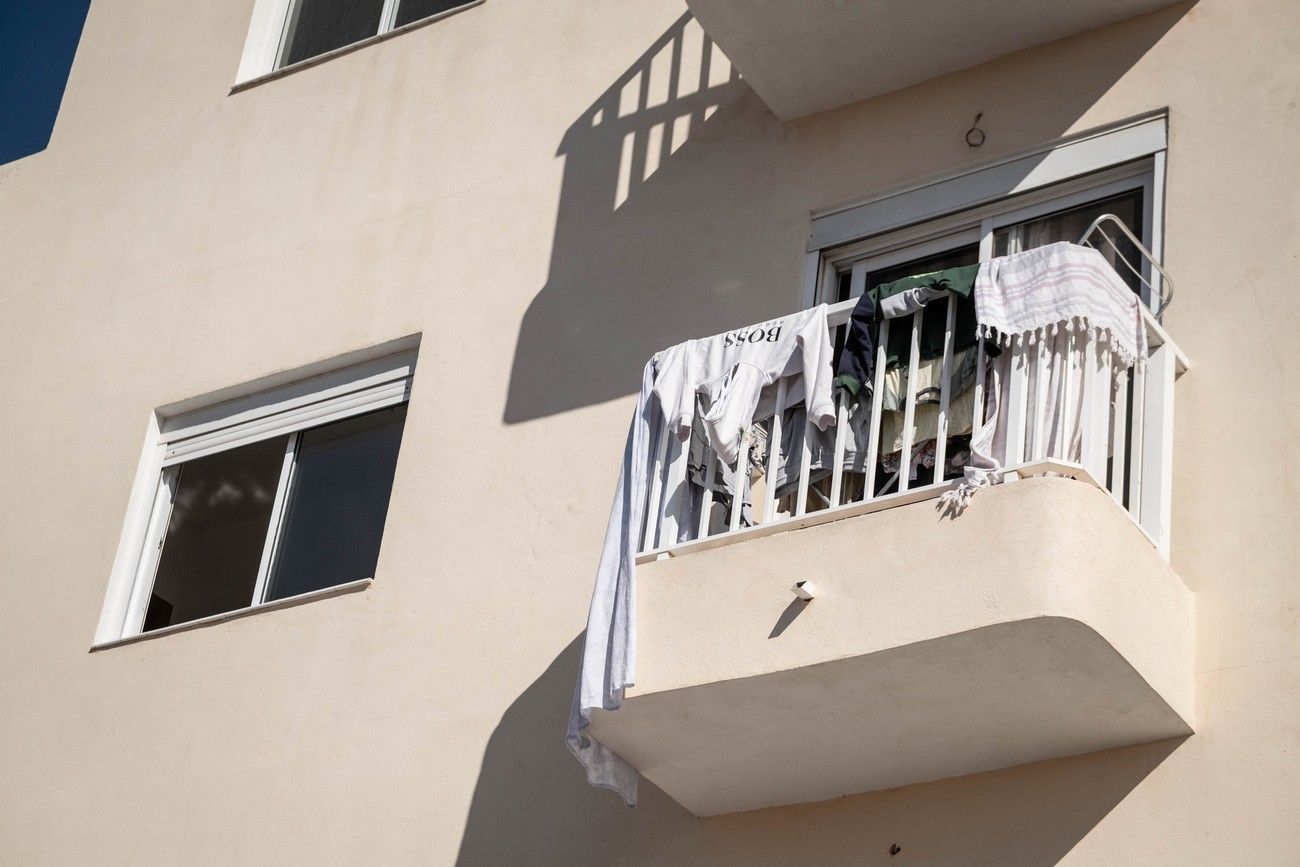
xmin=93 ymin=339 xmax=418 ymax=648
xmin=802 ymin=111 xmax=1167 ymax=310
xmin=787 ymin=111 xmax=1180 ymax=558
xmin=235 ymin=0 xmax=485 ymax=85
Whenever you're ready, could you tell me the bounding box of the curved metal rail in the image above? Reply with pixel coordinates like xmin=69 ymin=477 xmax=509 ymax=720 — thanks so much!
xmin=1078 ymin=213 xmax=1173 ymax=321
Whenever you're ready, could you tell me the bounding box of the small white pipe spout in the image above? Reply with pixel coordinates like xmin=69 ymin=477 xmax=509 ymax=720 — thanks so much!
xmin=791 ymin=581 xmax=816 ymax=601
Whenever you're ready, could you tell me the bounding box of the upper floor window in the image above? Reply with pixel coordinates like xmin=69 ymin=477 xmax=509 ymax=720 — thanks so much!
xmin=829 ymin=187 xmax=1148 ymax=304
xmin=280 ymin=0 xmax=476 ymax=67
xmin=236 ymin=0 xmax=481 ymax=82
xmin=94 ymin=345 xmax=416 ymax=646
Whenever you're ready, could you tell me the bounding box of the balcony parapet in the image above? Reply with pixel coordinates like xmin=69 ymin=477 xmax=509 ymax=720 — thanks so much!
xmin=591 ymin=475 xmax=1194 ymax=816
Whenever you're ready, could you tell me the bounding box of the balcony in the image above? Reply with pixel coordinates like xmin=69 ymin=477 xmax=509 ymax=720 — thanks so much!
xmin=685 ymin=0 xmax=1182 ymax=120
xmin=587 ymin=244 xmax=1193 ymax=816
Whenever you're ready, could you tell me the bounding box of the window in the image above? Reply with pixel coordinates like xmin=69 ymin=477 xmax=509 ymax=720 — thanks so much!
xmin=273 ymin=0 xmax=479 ymax=71
xmin=807 ymin=111 xmax=1168 ymax=305
xmin=96 ymin=345 xmax=415 ymax=645
xmin=806 ymin=152 xmax=1164 ymax=504
xmin=829 ymin=187 xmax=1147 ymax=304
xmin=816 ymin=158 xmax=1162 ymax=310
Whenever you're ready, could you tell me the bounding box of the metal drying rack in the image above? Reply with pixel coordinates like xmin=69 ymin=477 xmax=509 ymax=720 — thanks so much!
xmin=1078 ymin=213 xmax=1173 ymax=321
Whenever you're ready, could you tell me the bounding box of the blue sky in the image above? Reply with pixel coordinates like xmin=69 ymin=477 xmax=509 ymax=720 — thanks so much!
xmin=1 ymin=0 xmax=92 ymax=164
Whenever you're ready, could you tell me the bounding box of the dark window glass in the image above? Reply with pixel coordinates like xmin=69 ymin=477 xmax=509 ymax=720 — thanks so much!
xmin=836 ymin=270 xmax=852 ymax=303
xmin=264 ymin=404 xmax=407 ymax=602
xmin=282 ymin=0 xmax=385 ymax=67
xmin=394 ymin=0 xmax=475 ymax=28
xmin=143 ymin=437 xmax=287 ymax=632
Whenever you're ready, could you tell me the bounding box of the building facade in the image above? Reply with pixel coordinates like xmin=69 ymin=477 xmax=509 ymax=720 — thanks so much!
xmin=1 ymin=0 xmax=1297 ymax=863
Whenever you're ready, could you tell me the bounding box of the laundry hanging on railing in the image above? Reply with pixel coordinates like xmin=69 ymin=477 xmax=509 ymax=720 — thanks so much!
xmin=570 ymin=242 xmax=1157 ymax=802
xmin=947 ymin=241 xmax=1148 ymax=508
xmin=569 ymin=304 xmax=836 ymax=806
xmin=834 ymin=263 xmax=981 ymax=397
xmin=710 ymin=341 xmax=981 ymax=505
xmin=972 ymin=241 xmax=1147 ymax=368
xmin=657 ymin=305 xmax=836 ymax=464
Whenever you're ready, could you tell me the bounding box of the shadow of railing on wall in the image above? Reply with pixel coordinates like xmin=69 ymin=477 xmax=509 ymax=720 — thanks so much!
xmin=503 ymin=12 xmax=772 ymax=424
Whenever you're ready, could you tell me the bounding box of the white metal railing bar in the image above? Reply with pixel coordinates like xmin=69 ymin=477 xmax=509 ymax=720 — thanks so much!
xmin=1031 ymin=337 xmax=1049 ymax=460
xmin=898 ymin=307 xmax=924 ymax=494
xmin=932 ymin=295 xmax=957 ymax=477
xmin=794 ymin=414 xmax=813 ymax=517
xmin=1081 ymin=340 xmax=1111 ymax=484
xmin=829 ymin=263 xmax=868 ymax=507
xmin=659 ymin=434 xmax=690 ymax=547
xmin=698 ymin=452 xmax=717 ymax=538
xmin=863 ymin=317 xmax=890 ymax=500
xmin=642 ymin=424 xmax=669 ymax=551
xmin=971 ymin=336 xmax=986 ymax=453
xmin=825 ymin=295 xmax=860 ymax=328
xmin=728 ymin=428 xmax=749 ymax=533
xmin=1128 ymin=358 xmax=1147 ymax=521
xmin=1140 ymin=304 xmax=1190 ymax=374
xmin=1109 ymin=369 xmax=1129 ymax=505
xmin=828 ymin=395 xmax=849 ymax=508
xmin=1005 ymin=339 xmax=1030 ymax=465
xmin=763 ymin=379 xmax=788 ymax=523
xmin=1138 ymin=342 xmax=1177 ymax=557
xmin=1061 ymin=329 xmax=1077 ymax=464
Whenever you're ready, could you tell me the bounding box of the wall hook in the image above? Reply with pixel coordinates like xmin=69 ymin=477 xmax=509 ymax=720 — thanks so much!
xmin=966 ymin=112 xmax=986 ymax=148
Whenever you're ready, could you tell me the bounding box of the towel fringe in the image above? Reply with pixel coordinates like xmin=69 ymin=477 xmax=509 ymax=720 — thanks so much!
xmin=974 ymin=313 xmax=1142 ymax=371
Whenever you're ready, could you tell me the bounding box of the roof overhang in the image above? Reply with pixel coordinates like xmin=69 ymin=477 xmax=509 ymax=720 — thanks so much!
xmin=686 ymin=0 xmax=1181 ymax=120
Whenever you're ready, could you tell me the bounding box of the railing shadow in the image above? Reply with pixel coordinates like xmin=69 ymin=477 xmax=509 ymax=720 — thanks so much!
xmin=503 ymin=12 xmax=774 ymax=424
xmin=452 ymin=636 xmax=702 ymax=866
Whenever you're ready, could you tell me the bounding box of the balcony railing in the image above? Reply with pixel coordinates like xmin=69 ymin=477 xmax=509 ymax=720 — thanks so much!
xmin=636 ymin=262 xmax=1187 ymax=564
xmin=593 ymin=235 xmax=1193 ymax=816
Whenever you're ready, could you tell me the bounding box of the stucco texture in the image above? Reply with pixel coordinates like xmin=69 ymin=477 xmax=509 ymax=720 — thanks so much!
xmin=0 ymin=0 xmax=1297 ymax=863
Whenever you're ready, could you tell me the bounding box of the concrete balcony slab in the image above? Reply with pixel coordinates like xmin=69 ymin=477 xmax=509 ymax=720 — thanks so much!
xmin=587 ymin=477 xmax=1194 ymax=816
xmin=686 ymin=0 xmax=1181 ymax=120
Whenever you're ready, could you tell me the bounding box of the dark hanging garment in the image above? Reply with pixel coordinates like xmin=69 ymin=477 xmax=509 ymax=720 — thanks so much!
xmin=832 ymin=294 xmax=877 ymax=398
xmin=834 ymin=263 xmax=992 ymax=396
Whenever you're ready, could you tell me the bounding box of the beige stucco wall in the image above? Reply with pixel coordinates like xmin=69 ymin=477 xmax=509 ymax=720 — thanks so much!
xmin=0 ymin=0 xmax=1296 ymax=863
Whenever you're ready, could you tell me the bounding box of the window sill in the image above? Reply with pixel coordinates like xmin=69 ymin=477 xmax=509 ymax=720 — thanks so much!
xmin=89 ymin=577 xmax=373 ymax=652
xmin=229 ymin=0 xmax=485 ymax=95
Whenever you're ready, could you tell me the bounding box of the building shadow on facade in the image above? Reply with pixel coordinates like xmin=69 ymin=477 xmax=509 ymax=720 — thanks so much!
xmin=502 ymin=5 xmax=1195 ymax=425
xmin=470 ymin=5 xmax=1198 ymax=864
xmin=503 ymin=11 xmax=764 ymax=424
xmin=455 ymin=635 xmax=1186 ymax=865
xmin=453 ymin=636 xmax=702 ymax=866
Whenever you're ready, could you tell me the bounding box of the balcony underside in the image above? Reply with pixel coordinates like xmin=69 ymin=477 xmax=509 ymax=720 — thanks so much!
xmin=587 ymin=477 xmax=1194 ymax=816
xmin=686 ymin=0 xmax=1181 ymax=120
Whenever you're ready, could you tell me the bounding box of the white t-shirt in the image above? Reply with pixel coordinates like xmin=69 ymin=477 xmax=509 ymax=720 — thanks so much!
xmin=654 ymin=304 xmax=836 ymax=464
xmin=569 ymin=305 xmax=837 ymax=807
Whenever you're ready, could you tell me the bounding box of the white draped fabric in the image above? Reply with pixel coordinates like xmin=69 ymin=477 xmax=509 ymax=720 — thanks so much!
xmin=947 ymin=243 xmax=1144 ymax=508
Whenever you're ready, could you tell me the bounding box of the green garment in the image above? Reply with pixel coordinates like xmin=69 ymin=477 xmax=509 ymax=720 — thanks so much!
xmin=870 ymin=263 xmax=980 ymax=369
